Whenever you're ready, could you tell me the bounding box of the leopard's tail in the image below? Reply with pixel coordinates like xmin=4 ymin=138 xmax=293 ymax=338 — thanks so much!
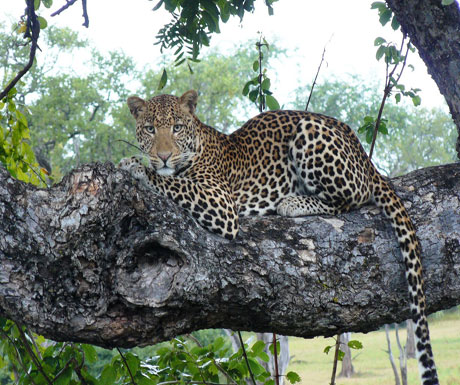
xmin=372 ymin=174 xmax=438 ymax=385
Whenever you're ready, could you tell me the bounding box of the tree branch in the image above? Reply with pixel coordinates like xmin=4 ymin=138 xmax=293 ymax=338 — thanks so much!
xmin=0 ymin=162 xmax=459 ymax=348
xmin=0 ymin=0 xmax=40 ymax=101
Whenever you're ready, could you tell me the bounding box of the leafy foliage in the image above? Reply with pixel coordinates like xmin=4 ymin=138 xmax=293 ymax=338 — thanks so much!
xmin=242 ymin=36 xmax=280 ymax=112
xmin=0 ymin=88 xmax=46 ymax=185
xmin=0 ymin=323 xmax=297 ymax=385
xmin=153 ymin=0 xmax=279 ymax=64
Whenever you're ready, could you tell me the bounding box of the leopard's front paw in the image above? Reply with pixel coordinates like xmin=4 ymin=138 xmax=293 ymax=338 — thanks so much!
xmin=118 ymin=157 xmax=149 ymax=182
xmin=118 ymin=156 xmax=141 ymax=172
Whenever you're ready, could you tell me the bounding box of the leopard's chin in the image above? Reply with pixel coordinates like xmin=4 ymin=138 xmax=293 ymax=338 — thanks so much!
xmin=156 ymin=167 xmax=175 ymax=176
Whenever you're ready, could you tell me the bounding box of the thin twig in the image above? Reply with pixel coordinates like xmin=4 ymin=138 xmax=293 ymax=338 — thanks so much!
xmin=272 ymin=333 xmax=280 ymax=385
xmin=50 ymin=0 xmax=79 ymax=17
xmin=0 ymin=329 xmax=39 ymax=385
xmin=53 ymin=358 xmax=74 ymax=383
xmin=329 ymin=334 xmax=341 ymax=385
xmin=25 ymin=326 xmax=43 ymax=360
xmin=305 ymin=36 xmax=332 ymax=111
xmin=368 ymin=37 xmax=410 ymax=160
xmin=15 ymin=323 xmax=53 ymax=385
xmin=70 ymin=343 xmax=89 ymax=385
xmin=81 ymin=0 xmax=89 ymax=27
xmin=256 ymin=36 xmax=265 ymax=113
xmin=117 ymin=347 xmax=137 ymax=385
xmin=0 ymin=0 xmax=40 ymax=100
xmin=21 ymin=159 xmax=50 ymax=187
xmin=237 ymin=331 xmax=257 ymax=385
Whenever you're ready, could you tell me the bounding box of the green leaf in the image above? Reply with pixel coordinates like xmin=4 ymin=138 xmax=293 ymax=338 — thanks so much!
xmin=337 ymin=349 xmax=345 ymax=361
xmin=158 ymin=68 xmax=168 ymax=90
xmin=37 ymin=16 xmax=48 ymax=29
xmin=379 ymin=9 xmax=392 ymax=26
xmin=348 ymin=340 xmax=363 ymax=350
xmin=213 ymin=336 xmax=225 ymax=351
xmin=286 ymin=371 xmax=301 ymax=384
xmin=248 ymin=357 xmax=264 ymax=375
xmin=323 ymin=345 xmax=333 ymax=355
xmin=253 ymin=60 xmax=259 ymax=72
xmin=412 ymin=95 xmax=421 ymax=106
xmin=395 ymin=93 xmax=401 ymax=103
xmin=251 ymin=340 xmax=266 ymax=355
xmin=54 ymin=367 xmax=72 ymax=385
xmin=376 ymin=45 xmax=386 ymax=61
xmin=366 ymin=127 xmax=374 ymax=144
xmin=124 ymin=352 xmax=140 ymax=376
xmin=364 ymin=116 xmax=375 ymax=123
xmin=202 ymin=11 xmax=217 ymax=32
xmin=442 ymin=0 xmax=455 ymax=5
xmin=265 ymin=94 xmax=280 ymax=110
xmin=42 ymin=0 xmax=52 ymax=8
xmin=370 ymin=1 xmax=387 ymax=10
xmin=242 ymin=81 xmax=252 ymax=96
xmin=34 ymin=0 xmax=41 ymax=10
xmin=391 ymin=15 xmax=400 ymax=30
xmin=374 ymin=37 xmax=386 ymax=46
xmin=268 ymin=339 xmax=281 ymax=355
xmin=99 ymin=365 xmax=117 ymax=385
xmin=261 ymin=77 xmax=270 ymax=91
xmin=248 ymin=89 xmax=259 ymax=102
xmin=82 ymin=344 xmax=98 ymax=363
xmin=152 ymin=0 xmax=164 ymax=11
xmin=378 ymin=122 xmax=388 ymax=135
xmin=218 ymin=0 xmax=230 ymax=22
xmin=258 ymin=351 xmax=270 ymax=362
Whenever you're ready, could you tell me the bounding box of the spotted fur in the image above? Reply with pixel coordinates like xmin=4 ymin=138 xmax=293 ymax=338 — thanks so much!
xmin=119 ymin=90 xmax=438 ymax=385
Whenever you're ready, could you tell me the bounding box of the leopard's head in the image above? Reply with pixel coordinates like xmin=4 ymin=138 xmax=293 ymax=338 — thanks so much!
xmin=127 ymin=90 xmax=199 ymax=176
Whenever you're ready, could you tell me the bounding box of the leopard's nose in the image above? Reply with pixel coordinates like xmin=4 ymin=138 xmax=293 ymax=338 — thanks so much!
xmin=157 ymin=152 xmax=172 ymax=162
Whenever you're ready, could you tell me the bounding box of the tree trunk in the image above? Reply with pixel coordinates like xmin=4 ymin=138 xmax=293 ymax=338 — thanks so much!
xmin=0 ymin=162 xmax=459 ymax=348
xmin=338 ymin=332 xmax=354 ymax=378
xmin=405 ymin=319 xmax=416 ymax=359
xmin=385 ymin=325 xmax=401 ymax=385
xmin=395 ymin=324 xmax=408 ymax=385
xmin=386 ymin=0 xmax=460 ymax=158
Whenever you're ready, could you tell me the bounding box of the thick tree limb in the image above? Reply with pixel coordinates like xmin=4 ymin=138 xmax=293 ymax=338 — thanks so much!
xmin=386 ymin=0 xmax=460 ymax=158
xmin=0 ymin=163 xmax=459 ymax=349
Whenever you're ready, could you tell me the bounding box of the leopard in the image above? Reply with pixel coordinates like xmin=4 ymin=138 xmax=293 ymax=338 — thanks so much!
xmin=119 ymin=90 xmax=438 ymax=385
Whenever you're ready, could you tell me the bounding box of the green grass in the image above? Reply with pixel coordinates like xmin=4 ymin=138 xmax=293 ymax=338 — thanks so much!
xmin=287 ymin=312 xmax=460 ymax=385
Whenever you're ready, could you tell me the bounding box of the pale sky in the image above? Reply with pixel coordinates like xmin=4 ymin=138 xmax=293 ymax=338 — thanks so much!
xmin=2 ymin=0 xmax=448 ymax=113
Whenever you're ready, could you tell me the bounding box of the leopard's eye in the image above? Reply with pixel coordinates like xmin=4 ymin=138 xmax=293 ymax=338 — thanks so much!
xmin=144 ymin=125 xmax=155 ymax=134
xmin=173 ymin=124 xmax=184 ymax=133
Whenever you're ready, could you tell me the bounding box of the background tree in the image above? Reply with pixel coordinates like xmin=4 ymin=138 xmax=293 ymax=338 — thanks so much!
xmin=292 ymin=76 xmax=458 ymax=177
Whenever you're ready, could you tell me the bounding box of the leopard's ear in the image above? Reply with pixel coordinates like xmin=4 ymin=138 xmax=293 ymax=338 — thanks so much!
xmin=179 ymin=90 xmax=198 ymax=115
xmin=127 ymin=96 xmax=146 ymax=119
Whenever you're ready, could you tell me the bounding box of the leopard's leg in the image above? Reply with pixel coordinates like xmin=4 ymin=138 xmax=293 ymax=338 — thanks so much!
xmin=278 ymin=118 xmax=372 ymax=217
xmin=276 ymin=196 xmax=341 ymax=217
xmin=119 ymin=157 xmax=239 ymax=240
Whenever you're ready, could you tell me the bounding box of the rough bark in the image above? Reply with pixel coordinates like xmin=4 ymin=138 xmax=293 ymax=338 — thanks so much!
xmin=0 ymin=162 xmax=459 ymax=349
xmin=386 ymin=0 xmax=460 ymax=158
